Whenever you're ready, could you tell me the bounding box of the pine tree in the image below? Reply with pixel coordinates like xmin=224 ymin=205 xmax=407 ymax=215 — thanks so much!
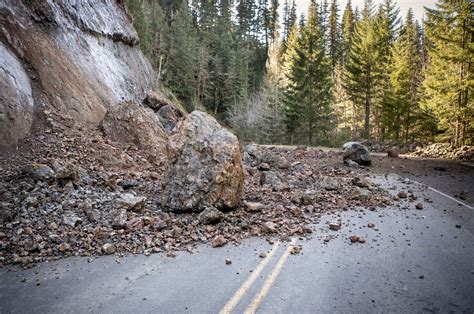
xmin=341 ymin=0 xmax=354 ymax=65
xmin=421 ymin=0 xmax=473 ymax=146
xmin=260 ymin=30 xmax=287 ymax=144
xmin=284 ymin=2 xmax=333 ymax=144
xmin=375 ymin=0 xmax=400 ymax=140
xmin=385 ymin=9 xmax=423 ymax=142
xmin=328 ymin=0 xmax=341 ymax=68
xmin=344 ymin=0 xmax=385 ymax=140
xmin=166 ymin=1 xmax=198 ymax=110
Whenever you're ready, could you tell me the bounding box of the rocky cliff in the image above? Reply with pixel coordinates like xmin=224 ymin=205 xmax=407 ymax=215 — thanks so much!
xmin=0 ymin=0 xmax=154 ymax=148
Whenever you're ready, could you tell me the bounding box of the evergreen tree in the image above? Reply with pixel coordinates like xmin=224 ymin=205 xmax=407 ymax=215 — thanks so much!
xmin=281 ymin=22 xmax=302 ymax=141
xmin=384 ymin=9 xmax=423 ymax=142
xmin=328 ymin=0 xmax=341 ymax=68
xmin=344 ymin=0 xmax=385 ymax=140
xmin=421 ymin=0 xmax=473 ymax=146
xmin=284 ymin=2 xmax=333 ymax=144
xmin=166 ymin=1 xmax=198 ymax=110
xmin=341 ymin=0 xmax=355 ymax=64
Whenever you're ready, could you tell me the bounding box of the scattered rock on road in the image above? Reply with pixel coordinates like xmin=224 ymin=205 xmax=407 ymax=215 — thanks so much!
xmin=349 ymin=235 xmax=366 ymax=244
xmin=212 ymin=235 xmax=227 ymax=248
xmin=329 ymin=222 xmax=342 ymax=231
xmin=102 ymin=243 xmax=116 ymax=255
xmin=398 ymin=191 xmax=408 ymax=199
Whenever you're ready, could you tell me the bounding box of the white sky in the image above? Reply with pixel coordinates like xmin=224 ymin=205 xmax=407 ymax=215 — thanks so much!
xmin=291 ymin=0 xmax=437 ymax=22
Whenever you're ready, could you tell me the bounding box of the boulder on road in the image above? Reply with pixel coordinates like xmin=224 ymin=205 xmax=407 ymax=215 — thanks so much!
xmin=161 ymin=111 xmax=244 ymax=213
xmin=342 ymin=142 xmax=371 ymax=166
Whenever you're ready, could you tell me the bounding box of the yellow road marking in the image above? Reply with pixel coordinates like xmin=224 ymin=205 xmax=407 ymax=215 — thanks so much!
xmin=219 ymin=240 xmax=281 ymax=314
xmin=244 ymin=238 xmax=298 ymax=314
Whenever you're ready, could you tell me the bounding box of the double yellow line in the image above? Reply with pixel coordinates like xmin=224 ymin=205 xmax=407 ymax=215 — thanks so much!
xmin=220 ymin=238 xmax=298 ymax=314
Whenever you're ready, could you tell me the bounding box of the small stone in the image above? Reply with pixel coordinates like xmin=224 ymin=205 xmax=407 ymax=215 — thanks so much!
xmin=62 ymin=212 xmax=82 ymax=227
xmin=398 ymin=191 xmax=408 ymax=199
xmin=367 ymin=223 xmax=375 ymax=228
xmin=112 ymin=209 xmax=127 ymax=230
xmin=58 ymin=243 xmax=70 ymax=252
xmin=263 ymin=222 xmax=277 ymax=233
xmin=212 ymin=235 xmax=227 ymax=248
xmin=117 ymin=193 xmax=146 ymax=212
xmin=349 ymin=235 xmax=360 ymax=243
xmin=102 ymin=243 xmax=116 ymax=255
xmin=244 ymin=201 xmax=265 ymax=212
xmin=290 ymin=246 xmax=302 ymax=255
xmin=455 ymin=224 xmax=461 ymax=229
xmin=25 ymin=164 xmax=54 ymax=181
xmin=322 ymin=177 xmax=338 ymax=191
xmin=415 ymin=203 xmax=423 ymax=210
xmin=290 ymin=207 xmax=301 ymax=216
xmin=259 ymin=252 xmax=267 ymax=258
xmin=225 ymin=259 xmax=232 ymax=265
xmin=352 ymin=177 xmax=371 ymax=188
xmin=258 ymin=163 xmax=271 ymax=171
xmin=329 ymin=222 xmax=341 ymax=231
xmin=197 ymin=207 xmax=224 ymax=225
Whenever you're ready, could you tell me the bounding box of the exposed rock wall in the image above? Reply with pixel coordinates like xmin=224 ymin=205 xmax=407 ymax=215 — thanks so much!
xmin=0 ymin=0 xmax=154 ymax=148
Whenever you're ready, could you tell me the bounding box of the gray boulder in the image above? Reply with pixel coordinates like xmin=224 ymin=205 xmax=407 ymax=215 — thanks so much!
xmin=161 ymin=111 xmax=244 ymax=212
xmin=342 ymin=142 xmax=371 ymax=166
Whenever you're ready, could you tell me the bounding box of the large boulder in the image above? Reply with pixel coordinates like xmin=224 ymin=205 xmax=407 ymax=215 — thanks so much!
xmin=101 ymin=102 xmax=171 ymax=165
xmin=343 ymin=142 xmax=371 ymax=166
xmin=161 ymin=111 xmax=244 ymax=212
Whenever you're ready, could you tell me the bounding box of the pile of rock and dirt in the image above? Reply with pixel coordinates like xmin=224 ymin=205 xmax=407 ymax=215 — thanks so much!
xmin=410 ymin=143 xmax=474 ymax=161
xmin=0 ymin=0 xmax=393 ymax=268
xmin=361 ymin=141 xmax=418 ymax=154
xmin=0 ymin=138 xmax=393 ymax=267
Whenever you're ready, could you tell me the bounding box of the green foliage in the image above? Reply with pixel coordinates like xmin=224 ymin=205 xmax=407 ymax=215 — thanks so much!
xmin=125 ymin=0 xmax=472 ymax=148
xmin=282 ymin=2 xmax=334 ymax=145
xmin=421 ymin=0 xmax=473 ymax=146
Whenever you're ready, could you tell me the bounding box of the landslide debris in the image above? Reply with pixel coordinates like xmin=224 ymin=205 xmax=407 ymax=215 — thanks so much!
xmin=0 ymin=134 xmax=391 ymax=267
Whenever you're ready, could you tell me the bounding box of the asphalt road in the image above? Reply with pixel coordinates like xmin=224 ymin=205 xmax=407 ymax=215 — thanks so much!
xmin=1 ymin=174 xmax=473 ymax=313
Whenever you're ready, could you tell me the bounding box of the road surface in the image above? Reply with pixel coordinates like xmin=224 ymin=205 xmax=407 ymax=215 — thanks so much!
xmin=1 ymin=174 xmax=473 ymax=313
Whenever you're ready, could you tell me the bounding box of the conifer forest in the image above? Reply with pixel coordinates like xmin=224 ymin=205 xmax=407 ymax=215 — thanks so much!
xmin=126 ymin=0 xmax=473 ymax=147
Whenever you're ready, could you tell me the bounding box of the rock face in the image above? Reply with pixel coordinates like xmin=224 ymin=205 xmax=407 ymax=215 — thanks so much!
xmin=101 ymin=102 xmax=171 ymax=164
xmin=343 ymin=142 xmax=371 ymax=166
xmin=161 ymin=111 xmax=244 ymax=212
xmin=0 ymin=0 xmax=154 ymax=148
xmin=0 ymin=42 xmax=34 ymax=148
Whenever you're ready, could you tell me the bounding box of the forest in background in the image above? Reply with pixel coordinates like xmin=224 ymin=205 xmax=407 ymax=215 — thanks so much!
xmin=125 ymin=0 xmax=473 ymax=147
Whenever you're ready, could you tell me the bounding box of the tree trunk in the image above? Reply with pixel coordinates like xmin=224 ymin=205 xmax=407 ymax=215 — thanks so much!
xmin=364 ymin=92 xmax=370 ymax=140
